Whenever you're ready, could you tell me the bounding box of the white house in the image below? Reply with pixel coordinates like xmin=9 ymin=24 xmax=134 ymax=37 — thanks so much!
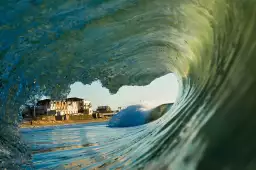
xmin=83 ymin=100 xmax=93 ymax=115
xmin=35 ymin=97 xmax=93 ymax=116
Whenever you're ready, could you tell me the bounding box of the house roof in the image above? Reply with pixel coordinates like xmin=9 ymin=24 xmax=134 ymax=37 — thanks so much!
xmin=66 ymin=97 xmax=84 ymax=101
xmin=36 ymin=97 xmax=88 ymax=104
xmin=97 ymin=106 xmax=111 ymax=109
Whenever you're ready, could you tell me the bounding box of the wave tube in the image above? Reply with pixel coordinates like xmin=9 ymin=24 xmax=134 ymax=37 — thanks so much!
xmin=1 ymin=0 xmax=256 ymax=169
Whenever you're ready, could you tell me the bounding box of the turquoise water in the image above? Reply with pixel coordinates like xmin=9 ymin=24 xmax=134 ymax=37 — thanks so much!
xmin=20 ymin=122 xmax=157 ymax=169
xmin=19 ymin=105 xmax=171 ymax=169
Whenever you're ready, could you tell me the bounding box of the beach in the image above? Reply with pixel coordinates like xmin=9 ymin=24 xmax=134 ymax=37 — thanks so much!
xmin=20 ymin=118 xmax=109 ymax=128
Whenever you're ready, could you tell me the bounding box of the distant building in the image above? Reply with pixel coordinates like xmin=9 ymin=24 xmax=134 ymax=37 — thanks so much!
xmin=34 ymin=97 xmax=93 ymax=116
xmin=96 ymin=106 xmax=112 ymax=113
xmin=93 ymin=106 xmax=116 ymax=119
xmin=66 ymin=97 xmax=93 ymax=115
xmin=83 ymin=100 xmax=93 ymax=115
xmin=50 ymin=100 xmax=68 ymax=116
xmin=66 ymin=97 xmax=84 ymax=114
xmin=36 ymin=99 xmax=52 ymax=115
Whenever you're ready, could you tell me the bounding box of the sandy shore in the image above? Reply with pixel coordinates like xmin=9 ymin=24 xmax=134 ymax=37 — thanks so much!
xmin=20 ymin=118 xmax=109 ymax=128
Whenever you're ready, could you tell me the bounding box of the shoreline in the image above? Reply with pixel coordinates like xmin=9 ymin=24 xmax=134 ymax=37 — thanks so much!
xmin=20 ymin=118 xmax=109 ymax=128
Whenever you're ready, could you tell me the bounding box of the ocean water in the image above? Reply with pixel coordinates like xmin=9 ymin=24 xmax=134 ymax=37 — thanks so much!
xmin=1 ymin=0 xmax=256 ymax=169
xmin=20 ymin=104 xmax=172 ymax=169
xmin=20 ymin=122 xmax=153 ymax=169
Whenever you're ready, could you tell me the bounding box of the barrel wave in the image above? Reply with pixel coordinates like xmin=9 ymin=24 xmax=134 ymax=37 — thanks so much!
xmin=1 ymin=0 xmax=256 ymax=169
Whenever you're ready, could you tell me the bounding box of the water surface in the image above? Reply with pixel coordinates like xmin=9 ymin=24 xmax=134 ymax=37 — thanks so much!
xmin=20 ymin=122 xmax=155 ymax=169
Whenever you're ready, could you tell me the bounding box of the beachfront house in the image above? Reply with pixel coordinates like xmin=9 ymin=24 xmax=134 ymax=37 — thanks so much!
xmin=34 ymin=97 xmax=93 ymax=116
xmin=35 ymin=99 xmax=52 ymax=115
xmin=66 ymin=97 xmax=92 ymax=115
xmin=83 ymin=100 xmax=93 ymax=115
xmin=66 ymin=97 xmax=83 ymax=114
xmin=50 ymin=100 xmax=68 ymax=116
xmin=92 ymin=106 xmax=116 ymax=119
xmin=96 ymin=106 xmax=112 ymax=113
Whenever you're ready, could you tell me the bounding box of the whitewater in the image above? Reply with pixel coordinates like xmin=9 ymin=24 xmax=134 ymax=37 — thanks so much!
xmin=1 ymin=0 xmax=256 ymax=169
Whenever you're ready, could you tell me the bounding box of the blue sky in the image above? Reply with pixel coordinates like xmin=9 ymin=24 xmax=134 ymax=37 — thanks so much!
xmin=67 ymin=73 xmax=179 ymax=110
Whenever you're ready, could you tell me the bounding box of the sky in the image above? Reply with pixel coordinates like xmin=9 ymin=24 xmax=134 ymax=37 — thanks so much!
xmin=67 ymin=73 xmax=179 ymax=110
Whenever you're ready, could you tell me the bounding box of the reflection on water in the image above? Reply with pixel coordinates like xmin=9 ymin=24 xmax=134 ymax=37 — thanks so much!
xmin=20 ymin=122 xmax=153 ymax=169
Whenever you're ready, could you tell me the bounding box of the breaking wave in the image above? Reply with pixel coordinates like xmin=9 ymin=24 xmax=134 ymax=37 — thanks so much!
xmin=1 ymin=0 xmax=256 ymax=169
xmin=108 ymin=103 xmax=173 ymax=127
